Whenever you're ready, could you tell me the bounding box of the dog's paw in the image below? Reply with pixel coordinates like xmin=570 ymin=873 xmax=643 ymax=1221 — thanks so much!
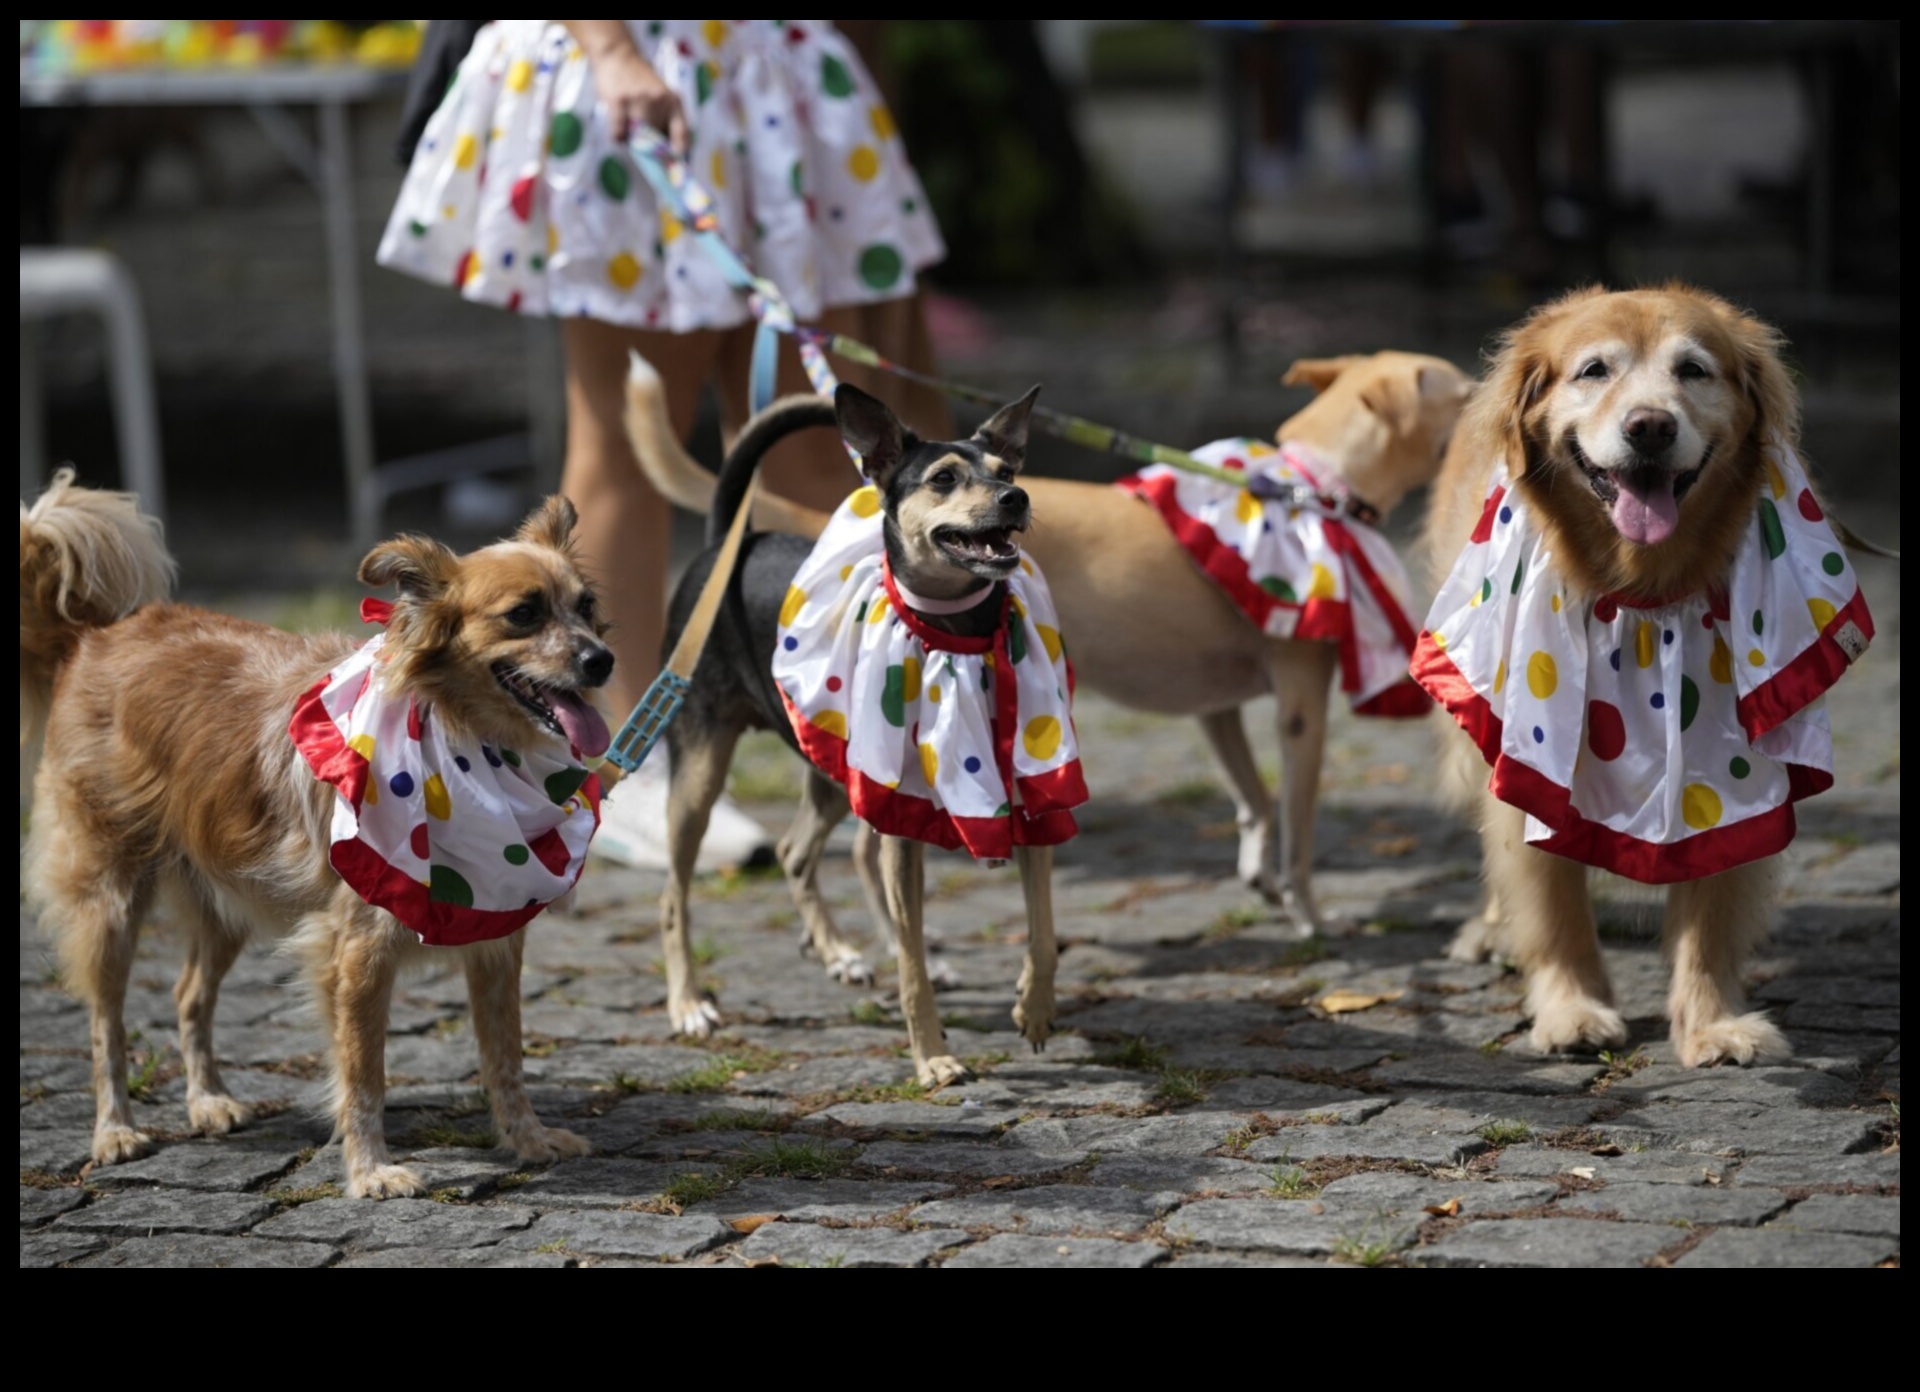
xmin=1012 ymin=1000 xmax=1053 ymax=1053
xmin=1529 ymin=998 xmax=1629 ymax=1055
xmin=671 ymin=997 xmax=723 ymax=1039
xmin=1446 ymin=915 xmax=1500 ymax=964
xmin=826 ymin=953 xmax=874 ymax=987
xmin=347 ymin=1163 xmax=427 ymax=1200
xmin=92 ymin=1125 xmax=154 ymax=1166
xmin=188 ymin=1094 xmax=253 ymax=1136
xmin=916 ymin=1055 xmax=975 ymax=1089
xmin=510 ymin=1124 xmax=592 ymax=1164
xmin=1674 ymin=1011 xmax=1790 ymax=1068
xmin=929 ymin=960 xmax=963 ymax=992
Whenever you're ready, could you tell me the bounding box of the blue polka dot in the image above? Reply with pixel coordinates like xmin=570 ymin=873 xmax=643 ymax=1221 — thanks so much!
xmin=455 ymin=755 xmax=472 ymax=773
xmin=389 ymin=771 xmax=416 ymax=798
xmin=1262 ymin=519 xmax=1273 ymax=533
xmin=764 ymin=115 xmax=779 ymax=128
xmin=1498 ymin=506 xmax=1512 ymax=524
xmin=1532 ymin=726 xmax=1544 ymax=744
xmin=501 ymin=250 xmax=514 ymax=268
xmin=964 ymin=756 xmax=981 ymax=774
xmin=1663 ymin=628 xmax=1674 ymax=645
xmin=1650 ymin=692 xmax=1666 ymax=710
xmin=830 ymin=207 xmax=844 ymax=221
xmin=783 ymin=635 xmax=798 ymax=651
xmin=482 ymin=745 xmax=502 ymax=768
xmin=1609 ymin=649 xmax=1621 ymax=672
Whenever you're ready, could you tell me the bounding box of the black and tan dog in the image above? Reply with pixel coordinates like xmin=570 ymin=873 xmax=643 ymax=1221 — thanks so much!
xmin=655 ymin=384 xmax=1052 ymax=1087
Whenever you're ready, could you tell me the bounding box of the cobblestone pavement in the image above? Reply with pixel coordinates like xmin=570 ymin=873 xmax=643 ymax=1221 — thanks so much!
xmin=19 ymin=553 xmax=1898 ymax=1268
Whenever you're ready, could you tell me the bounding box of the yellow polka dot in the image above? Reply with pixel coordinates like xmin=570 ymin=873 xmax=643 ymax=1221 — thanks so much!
xmin=780 ymin=585 xmax=807 ymax=627
xmin=442 ymin=203 xmax=458 ymax=221
xmin=1748 ymin=647 xmax=1765 ymax=668
xmin=848 ymin=486 xmax=881 ymax=518
xmin=1038 ymin=624 xmax=1063 ymax=663
xmin=1527 ymin=650 xmax=1558 ymax=700
xmin=1234 ymin=489 xmax=1260 ymax=524
xmin=1682 ymin=782 xmax=1724 ymax=831
xmin=919 ymin=741 xmax=939 ymax=786
xmin=1493 ymin=659 xmax=1507 ymax=694
xmin=867 ymin=594 xmax=892 ymax=625
xmin=424 ymin=773 xmax=451 ymax=822
xmin=489 ymin=127 xmax=503 ymax=145
xmin=506 ymin=58 xmax=532 ymax=93
xmin=710 ymin=149 xmax=727 ymax=191
xmin=839 ymin=564 xmax=854 ymax=581
xmin=901 ymin=655 xmax=922 ymax=704
xmin=661 ymin=210 xmax=682 ymax=244
xmin=607 ymin=252 xmax=642 ymax=291
xmin=1763 ymin=456 xmax=1786 ymax=499
xmin=547 ymin=224 xmax=560 ymax=255
xmin=1307 ymin=562 xmax=1337 ymax=601
xmin=1010 ymin=596 xmax=1026 ymax=618
xmin=811 ymin=709 xmax=847 ymax=739
xmin=1023 ymin=715 xmax=1063 ymax=762
xmin=1431 ymin=631 xmax=1447 ymax=651
xmin=847 ymin=145 xmax=880 ymax=182
xmin=1020 ymin=557 xmax=1034 ymax=575
xmin=702 ymin=18 xmax=729 ymax=47
xmin=869 ymin=104 xmax=896 ymax=141
xmin=1635 ymin=620 xmax=1657 ymax=669
xmin=1469 ymin=588 xmax=1482 ymax=609
xmin=1551 ymin=593 xmax=1563 ymax=613
xmin=349 ymin=733 xmax=376 ymax=761
xmin=929 ymin=683 xmax=943 ymax=705
xmin=1808 ymin=597 xmax=1836 ymax=632
xmin=1710 ymin=637 xmax=1733 ymax=684
xmin=453 ymin=132 xmax=478 ymax=171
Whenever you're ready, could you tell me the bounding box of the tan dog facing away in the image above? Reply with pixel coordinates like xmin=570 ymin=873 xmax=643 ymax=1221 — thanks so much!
xmin=1422 ymin=284 xmax=1838 ymax=1067
xmin=626 ymin=349 xmax=1471 ymax=971
xmin=22 ymin=472 xmax=610 ymax=1196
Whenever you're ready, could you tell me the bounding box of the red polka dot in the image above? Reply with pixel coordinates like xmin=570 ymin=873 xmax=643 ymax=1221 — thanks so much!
xmin=1593 ymin=596 xmax=1618 ymax=623
xmin=1797 ymin=488 xmax=1824 ymax=522
xmin=409 ymin=824 xmax=430 ymax=860
xmin=509 ymin=175 xmax=536 ymax=222
xmin=506 ymin=291 xmax=522 ymax=312
xmin=1222 ymin=457 xmax=1246 ymax=472
xmin=406 ymin=702 xmax=425 ymax=740
xmin=1587 ymin=700 xmax=1626 ymax=762
xmin=453 ymin=250 xmax=476 ymax=289
xmin=825 ymin=675 xmax=842 ymax=692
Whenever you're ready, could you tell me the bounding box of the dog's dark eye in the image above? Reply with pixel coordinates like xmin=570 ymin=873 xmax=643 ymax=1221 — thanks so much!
xmin=995 ymin=467 xmax=1016 ymax=483
xmin=506 ymin=601 xmax=542 ymax=626
xmin=1675 ymin=360 xmax=1709 ymax=380
xmin=576 ymin=594 xmax=597 ymax=622
xmin=929 ymin=469 xmax=957 ymax=490
xmin=1577 ymin=360 xmax=1609 ymax=381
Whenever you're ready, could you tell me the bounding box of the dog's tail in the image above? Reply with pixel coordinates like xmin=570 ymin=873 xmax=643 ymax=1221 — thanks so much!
xmin=20 ymin=467 xmax=176 ymax=748
xmin=625 ymin=351 xmax=833 ymax=542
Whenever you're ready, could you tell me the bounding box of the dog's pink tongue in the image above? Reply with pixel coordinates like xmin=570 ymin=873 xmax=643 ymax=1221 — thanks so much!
xmin=1611 ymin=472 xmax=1680 ymax=546
xmin=550 ymin=692 xmax=612 ymax=758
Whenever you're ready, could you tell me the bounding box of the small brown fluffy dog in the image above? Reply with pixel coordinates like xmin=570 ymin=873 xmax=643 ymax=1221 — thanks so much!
xmin=1425 ymin=285 xmax=1802 ymax=1066
xmin=22 ymin=471 xmax=609 ymax=1196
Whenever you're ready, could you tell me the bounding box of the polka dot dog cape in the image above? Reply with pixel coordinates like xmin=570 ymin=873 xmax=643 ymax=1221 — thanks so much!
xmin=377 ymin=21 xmax=945 ymax=332
xmin=773 ymin=488 xmax=1088 ymax=860
xmin=1411 ymin=443 xmax=1873 ymax=883
xmin=1119 ymin=439 xmax=1430 ymax=717
xmin=290 ymin=601 xmax=601 ymax=945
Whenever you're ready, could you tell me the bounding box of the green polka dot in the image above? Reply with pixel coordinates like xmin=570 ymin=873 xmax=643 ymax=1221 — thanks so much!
xmin=993 ymin=802 xmax=1010 ymax=817
xmin=1758 ymin=497 xmax=1786 ymax=559
xmin=1510 ymin=555 xmax=1525 ymax=595
xmin=1822 ymin=551 xmax=1844 ymax=576
xmin=529 ymin=253 xmax=545 ymax=272
xmin=1679 ymin=674 xmax=1700 ymax=732
xmin=429 ymin=864 xmax=475 ymax=907
xmin=646 ymin=22 xmax=663 ymax=37
xmin=1008 ymin=619 xmax=1028 ymax=664
xmin=1752 ymin=610 xmax=1764 ymax=637
xmin=1729 ymin=756 xmax=1751 ymax=779
xmin=501 ymin=748 xmax=522 ymax=768
xmin=790 ymin=160 xmax=804 ymax=197
xmin=855 ymin=600 xmax=868 ymax=623
xmin=1258 ymin=576 xmax=1298 ymax=602
xmin=503 ymin=844 xmax=531 ymax=866
xmin=882 ymin=665 xmax=908 ymax=728
xmin=597 ymin=156 xmax=630 ymax=201
xmin=901 ymin=197 xmax=917 ymax=215
xmin=857 ymin=243 xmax=904 ymax=291
xmin=1480 ymin=577 xmax=1494 ymax=604
xmin=820 ymin=53 xmax=856 ymax=98
xmin=549 ymin=112 xmax=584 ymax=159
xmin=544 ymin=766 xmax=589 ymax=806
xmin=695 ymin=61 xmax=714 ymax=105
xmin=407 ymin=219 xmax=427 ymax=238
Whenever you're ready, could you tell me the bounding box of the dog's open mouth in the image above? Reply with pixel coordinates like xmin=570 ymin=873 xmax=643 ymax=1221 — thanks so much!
xmin=1571 ymin=437 xmax=1708 ymax=547
xmin=934 ymin=524 xmax=1021 ymax=571
xmin=492 ymin=663 xmax=611 ymax=757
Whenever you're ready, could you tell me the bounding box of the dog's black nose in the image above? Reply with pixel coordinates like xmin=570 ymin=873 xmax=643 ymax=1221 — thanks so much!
xmin=578 ymin=645 xmax=614 ymax=686
xmin=998 ymin=485 xmax=1029 ymax=513
xmin=1623 ymin=408 xmax=1678 ymax=456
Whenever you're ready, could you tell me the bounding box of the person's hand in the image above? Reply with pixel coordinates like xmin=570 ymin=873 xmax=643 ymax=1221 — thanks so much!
xmin=589 ymin=45 xmax=688 ymax=153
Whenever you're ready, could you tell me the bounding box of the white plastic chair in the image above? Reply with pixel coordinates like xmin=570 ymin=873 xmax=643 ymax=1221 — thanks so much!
xmin=20 ymin=247 xmax=166 ymax=527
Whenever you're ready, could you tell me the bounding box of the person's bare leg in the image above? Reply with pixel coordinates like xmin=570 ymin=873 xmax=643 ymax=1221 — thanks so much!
xmin=559 ymin=317 xmax=724 ymax=715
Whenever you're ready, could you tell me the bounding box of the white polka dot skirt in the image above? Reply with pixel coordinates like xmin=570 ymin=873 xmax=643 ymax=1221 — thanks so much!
xmin=377 ymin=20 xmax=946 ymax=331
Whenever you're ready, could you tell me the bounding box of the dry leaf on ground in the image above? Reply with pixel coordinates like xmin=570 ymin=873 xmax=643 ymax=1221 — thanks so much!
xmin=1315 ymin=988 xmax=1405 ymax=1015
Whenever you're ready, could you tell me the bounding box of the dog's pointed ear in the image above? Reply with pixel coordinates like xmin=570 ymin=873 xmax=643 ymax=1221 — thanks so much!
xmin=973 ymin=385 xmax=1041 ymax=471
xmin=836 ymin=383 xmax=908 ymax=485
xmin=359 ymin=534 xmax=460 ymax=603
xmin=516 ymin=495 xmax=579 ymax=553
xmin=1359 ymin=367 xmax=1420 ymax=437
xmin=1283 ymin=356 xmax=1366 ymax=394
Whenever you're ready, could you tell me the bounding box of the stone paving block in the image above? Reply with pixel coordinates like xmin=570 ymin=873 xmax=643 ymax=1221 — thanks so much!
xmin=1373 ymin=1054 xmax=1607 ymax=1095
xmin=19 ymin=1055 xmax=95 ymax=1093
xmin=1088 ymin=1155 xmax=1275 ymax=1195
xmin=733 ymin=1222 xmax=967 ymax=1268
xmin=1493 ymin=1145 xmax=1736 ymax=1186
xmin=519 ymin=1042 xmax=719 ymax=1088
xmin=1779 ymin=1193 xmax=1901 ymax=1238
xmin=1164 ymin=1197 xmax=1416 ymax=1258
xmin=809 ymin=1100 xmax=1024 ymax=1137
xmin=1599 ymin=1101 xmax=1880 ymax=1156
xmin=1244 ymin=1103 xmax=1491 ymax=1169
xmin=253 ymin=1197 xmax=536 ymax=1250
xmin=1672 ymin=1228 xmax=1897 ymax=1268
xmin=20 ymin=1184 xmax=87 ymax=1227
xmin=1780 ymin=1002 xmax=1901 ymax=1034
xmin=735 ymin=1054 xmax=916 ymax=1098
xmin=88 ymin=1140 xmax=302 ymax=1193
xmin=1555 ymin=1181 xmax=1790 ymax=1227
xmin=281 ymin=1145 xmax=527 ymax=1201
xmin=858 ymin=1138 xmax=1082 ymax=1179
xmin=496 ymin=1158 xmax=716 ymax=1210
xmin=20 ymin=1230 xmax=110 ymax=1268
xmin=695 ymin=1179 xmax=950 ymax=1223
xmin=945 ymin=1066 xmax=1156 ymax=1110
xmin=501 ymin=1210 xmax=731 ymax=1260
xmin=339 ymin=1246 xmax=574 ymax=1267
xmin=941 ymin=1234 xmax=1166 ymax=1267
xmin=1162 ymin=1251 xmax=1335 ymax=1268
xmin=909 ymin=1183 xmax=1170 ymax=1235
xmin=79 ymin=1234 xmax=339 ymax=1267
xmin=1603 ymin=1063 xmax=1856 ymax=1108
xmin=1409 ymin=1218 xmax=1679 ymax=1268
xmin=55 ymin=1190 xmax=275 ymax=1237
xmin=1203 ymin=1077 xmax=1384 ymax=1114
xmin=1002 ymin=1112 xmax=1241 ymax=1159
xmin=1316 ymin=1172 xmax=1560 ymax=1217
xmin=568 ymin=1093 xmax=793 ymax=1154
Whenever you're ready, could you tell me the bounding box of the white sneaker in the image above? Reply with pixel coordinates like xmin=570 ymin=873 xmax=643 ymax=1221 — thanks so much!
xmin=591 ymin=750 xmax=775 ymax=873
